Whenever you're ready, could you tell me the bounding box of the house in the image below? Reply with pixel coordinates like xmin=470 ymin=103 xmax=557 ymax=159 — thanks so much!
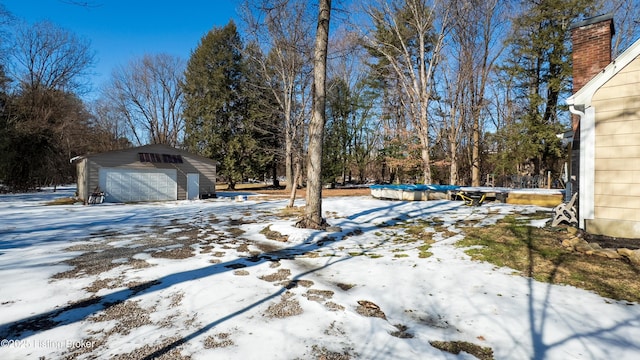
xmin=73 ymin=144 xmax=217 ymax=203
xmin=566 ymin=14 xmax=640 ymax=239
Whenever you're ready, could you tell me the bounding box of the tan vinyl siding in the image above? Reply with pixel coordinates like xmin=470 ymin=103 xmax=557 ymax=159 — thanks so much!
xmin=184 ymin=157 xmax=217 ymax=195
xmin=591 ymin=55 xmax=640 ymax=232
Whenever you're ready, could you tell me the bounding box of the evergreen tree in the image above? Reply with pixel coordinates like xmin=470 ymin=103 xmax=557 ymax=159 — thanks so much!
xmin=182 ymin=21 xmax=256 ymax=189
xmin=323 ymin=77 xmax=352 ymax=185
xmin=498 ymin=0 xmax=597 ymax=177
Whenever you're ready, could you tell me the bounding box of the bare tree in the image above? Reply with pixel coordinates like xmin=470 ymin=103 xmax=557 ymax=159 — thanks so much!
xmin=298 ymin=0 xmax=332 ymax=229
xmin=9 ymin=20 xmax=94 ymax=93
xmin=362 ymin=0 xmax=451 ymax=184
xmin=602 ymin=0 xmax=640 ymax=56
xmin=240 ymin=0 xmax=314 ymax=192
xmin=0 ymin=5 xmax=15 ymax=60
xmin=328 ymin=29 xmax=379 ymax=184
xmin=88 ymin=98 xmax=133 ymax=151
xmin=104 ymin=53 xmax=185 ymax=146
xmin=1 ymin=19 xmax=96 ymax=190
xmin=443 ymin=0 xmax=505 ymax=185
xmin=435 ymin=60 xmax=466 ymax=185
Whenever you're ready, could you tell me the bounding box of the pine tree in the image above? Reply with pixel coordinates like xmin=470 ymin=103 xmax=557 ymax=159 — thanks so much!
xmin=322 ymin=77 xmax=352 ymax=185
xmin=499 ymin=0 xmax=598 ymax=177
xmin=182 ymin=21 xmax=255 ymax=189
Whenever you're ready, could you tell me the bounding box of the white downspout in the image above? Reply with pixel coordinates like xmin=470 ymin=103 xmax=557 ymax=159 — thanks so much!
xmin=568 ymin=105 xmax=594 ymax=230
xmin=568 ymin=105 xmax=583 ymax=228
xmin=568 ymin=105 xmax=584 ymax=121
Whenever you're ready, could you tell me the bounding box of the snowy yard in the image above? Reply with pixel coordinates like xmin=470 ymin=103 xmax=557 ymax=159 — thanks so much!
xmin=0 ymin=187 xmax=639 ymax=359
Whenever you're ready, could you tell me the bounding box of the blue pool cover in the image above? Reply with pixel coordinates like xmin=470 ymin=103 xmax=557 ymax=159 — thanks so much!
xmin=370 ymin=184 xmax=461 ymax=192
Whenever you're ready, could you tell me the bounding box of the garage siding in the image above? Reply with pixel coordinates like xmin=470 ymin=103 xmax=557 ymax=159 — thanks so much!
xmin=100 ymin=168 xmax=177 ymax=202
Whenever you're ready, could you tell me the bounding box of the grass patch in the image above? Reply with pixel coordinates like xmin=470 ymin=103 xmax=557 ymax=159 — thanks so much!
xmin=45 ymin=197 xmax=78 ymax=205
xmin=376 ymin=220 xmax=437 ymax=259
xmin=457 ymin=215 xmax=640 ymax=302
xmin=275 ymin=206 xmax=304 ymax=219
xmin=417 ymin=243 xmax=433 ymax=258
xmin=259 ymin=225 xmax=288 ymax=242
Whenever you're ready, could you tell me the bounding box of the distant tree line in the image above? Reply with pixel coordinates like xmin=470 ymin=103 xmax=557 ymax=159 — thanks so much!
xmin=1 ymin=0 xmax=639 ymax=193
xmin=0 ymin=17 xmax=123 ymax=191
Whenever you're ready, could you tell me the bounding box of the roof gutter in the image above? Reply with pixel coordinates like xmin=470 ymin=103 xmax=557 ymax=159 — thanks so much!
xmin=568 ymin=104 xmax=584 ymax=120
xmin=69 ymin=155 xmax=84 ymax=164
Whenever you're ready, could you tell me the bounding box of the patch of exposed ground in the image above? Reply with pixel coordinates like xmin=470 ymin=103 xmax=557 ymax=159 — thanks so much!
xmin=355 ymin=300 xmax=386 ymax=319
xmin=169 ymin=292 xmax=184 ymax=308
xmin=304 ymin=289 xmax=334 ymax=303
xmin=52 ymin=246 xmax=153 ymax=279
xmin=203 ymin=332 xmax=234 ymax=349
xmin=260 ymin=225 xmax=289 ymax=242
xmin=458 ymin=215 xmax=640 ymax=302
xmin=429 ymin=340 xmax=494 ymax=360
xmin=227 ymin=227 xmax=246 ymax=237
xmin=265 ymin=291 xmax=303 ymax=318
xmin=151 ymin=245 xmax=194 ymax=259
xmin=84 ymin=277 xmax=125 ymax=292
xmin=584 ymin=231 xmax=640 ymax=250
xmin=297 ymin=279 xmax=314 ymax=287
xmin=91 ymin=299 xmax=153 ymax=336
xmin=324 ymin=302 xmax=345 ymax=311
xmin=306 ymin=344 xmax=356 ymax=360
xmin=336 ymin=283 xmax=354 ymax=291
xmin=84 ymin=277 xmax=158 ymax=294
xmin=236 ymin=243 xmax=250 ymax=252
xmin=259 ymin=268 xmax=292 ymax=282
xmin=110 ymin=336 xmax=191 ymax=360
xmin=53 ymin=225 xmax=206 ymax=279
xmin=389 ymin=324 xmax=413 ymax=338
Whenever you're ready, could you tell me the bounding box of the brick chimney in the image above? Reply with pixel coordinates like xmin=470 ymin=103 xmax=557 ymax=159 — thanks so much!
xmin=570 ymin=14 xmax=615 ymax=94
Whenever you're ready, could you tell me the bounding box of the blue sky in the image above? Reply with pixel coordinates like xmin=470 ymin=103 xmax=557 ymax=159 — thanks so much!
xmin=4 ymin=0 xmax=241 ymax=98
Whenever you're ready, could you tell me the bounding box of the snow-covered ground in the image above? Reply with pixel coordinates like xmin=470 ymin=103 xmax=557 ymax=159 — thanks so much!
xmin=0 ymin=187 xmax=639 ymax=359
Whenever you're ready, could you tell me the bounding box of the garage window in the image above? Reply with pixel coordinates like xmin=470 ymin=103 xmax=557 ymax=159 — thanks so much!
xmin=139 ymin=152 xmax=183 ymax=164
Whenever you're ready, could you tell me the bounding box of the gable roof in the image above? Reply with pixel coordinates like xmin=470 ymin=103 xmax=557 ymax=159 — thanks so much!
xmin=567 ymin=36 xmax=640 ymax=106
xmin=72 ymin=144 xmax=218 ymax=166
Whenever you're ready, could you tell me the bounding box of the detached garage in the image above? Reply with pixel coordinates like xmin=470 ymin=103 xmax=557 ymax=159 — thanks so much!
xmin=73 ymin=144 xmax=216 ymax=203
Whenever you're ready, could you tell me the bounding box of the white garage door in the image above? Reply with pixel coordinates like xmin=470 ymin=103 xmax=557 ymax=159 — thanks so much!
xmin=99 ymin=168 xmax=177 ymax=203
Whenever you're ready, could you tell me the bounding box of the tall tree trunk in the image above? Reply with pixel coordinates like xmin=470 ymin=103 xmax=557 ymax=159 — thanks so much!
xmin=449 ymin=142 xmax=458 ymax=185
xmin=297 ymin=0 xmax=331 ymax=229
xmin=472 ymin=117 xmax=480 ymax=186
xmin=284 ymin=120 xmax=294 ymax=191
xmin=287 ymin=158 xmax=301 ymax=208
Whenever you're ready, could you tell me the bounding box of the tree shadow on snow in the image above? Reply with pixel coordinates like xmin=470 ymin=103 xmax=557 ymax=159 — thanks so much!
xmin=515 ymin=227 xmax=640 ymax=358
xmin=0 ymin=200 xmax=426 ymax=347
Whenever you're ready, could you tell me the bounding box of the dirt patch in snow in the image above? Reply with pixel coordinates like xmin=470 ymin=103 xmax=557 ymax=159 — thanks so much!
xmin=203 ymin=332 xmax=234 ymax=349
xmin=265 ymin=291 xmax=303 ymax=318
xmin=259 ymin=268 xmax=292 ymax=282
xmin=355 ymin=300 xmax=386 ymax=320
